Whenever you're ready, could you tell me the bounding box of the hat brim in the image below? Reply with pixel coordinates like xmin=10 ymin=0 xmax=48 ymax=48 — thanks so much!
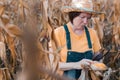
xmin=61 ymin=6 xmax=104 ymax=16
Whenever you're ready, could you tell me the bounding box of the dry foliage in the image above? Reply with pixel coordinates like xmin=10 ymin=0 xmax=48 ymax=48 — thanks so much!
xmin=0 ymin=0 xmax=119 ymax=80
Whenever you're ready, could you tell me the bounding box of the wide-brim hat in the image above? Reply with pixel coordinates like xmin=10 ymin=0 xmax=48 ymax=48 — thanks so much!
xmin=61 ymin=0 xmax=104 ymax=16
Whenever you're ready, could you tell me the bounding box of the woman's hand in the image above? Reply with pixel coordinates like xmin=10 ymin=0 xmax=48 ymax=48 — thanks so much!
xmin=59 ymin=59 xmax=93 ymax=70
xmin=74 ymin=59 xmax=93 ymax=69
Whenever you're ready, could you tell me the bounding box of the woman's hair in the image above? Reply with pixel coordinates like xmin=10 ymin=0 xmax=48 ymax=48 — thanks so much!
xmin=68 ymin=12 xmax=81 ymax=23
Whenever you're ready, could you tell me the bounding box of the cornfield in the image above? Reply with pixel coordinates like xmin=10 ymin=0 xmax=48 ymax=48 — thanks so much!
xmin=0 ymin=0 xmax=119 ymax=80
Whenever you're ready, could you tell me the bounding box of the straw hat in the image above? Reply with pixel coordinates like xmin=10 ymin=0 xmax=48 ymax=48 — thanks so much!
xmin=61 ymin=0 xmax=104 ymax=15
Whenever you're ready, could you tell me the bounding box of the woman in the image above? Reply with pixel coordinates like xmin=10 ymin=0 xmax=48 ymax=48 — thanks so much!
xmin=51 ymin=0 xmax=103 ymax=79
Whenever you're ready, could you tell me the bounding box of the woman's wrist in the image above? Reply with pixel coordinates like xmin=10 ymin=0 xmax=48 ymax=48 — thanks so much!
xmin=72 ymin=62 xmax=82 ymax=69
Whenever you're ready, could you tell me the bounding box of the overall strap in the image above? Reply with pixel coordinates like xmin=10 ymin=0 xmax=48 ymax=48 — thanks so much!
xmin=84 ymin=26 xmax=92 ymax=48
xmin=64 ymin=25 xmax=92 ymax=49
xmin=63 ymin=24 xmax=71 ymax=50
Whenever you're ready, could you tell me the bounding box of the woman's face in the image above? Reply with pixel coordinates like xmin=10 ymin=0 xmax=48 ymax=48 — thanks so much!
xmin=72 ymin=12 xmax=92 ymax=30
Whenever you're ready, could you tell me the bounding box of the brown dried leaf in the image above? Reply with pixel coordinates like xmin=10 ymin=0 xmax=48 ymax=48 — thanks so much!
xmin=99 ymin=13 xmax=105 ymax=22
xmin=90 ymin=70 xmax=100 ymax=80
xmin=19 ymin=4 xmax=24 ymax=21
xmin=19 ymin=0 xmax=29 ymax=21
xmin=0 ymin=5 xmax=4 ymax=16
xmin=5 ymin=24 xmax=22 ymax=37
xmin=93 ymin=18 xmax=104 ymax=43
xmin=1 ymin=14 xmax=10 ymax=24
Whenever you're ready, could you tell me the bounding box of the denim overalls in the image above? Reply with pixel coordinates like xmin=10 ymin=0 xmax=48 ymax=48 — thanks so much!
xmin=63 ymin=24 xmax=93 ymax=79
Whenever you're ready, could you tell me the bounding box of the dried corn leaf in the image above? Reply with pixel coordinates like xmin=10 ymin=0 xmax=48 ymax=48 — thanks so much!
xmin=5 ymin=24 xmax=22 ymax=37
xmin=92 ymin=18 xmax=104 ymax=44
xmin=1 ymin=14 xmax=10 ymax=25
xmin=0 ymin=4 xmax=4 ymax=16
